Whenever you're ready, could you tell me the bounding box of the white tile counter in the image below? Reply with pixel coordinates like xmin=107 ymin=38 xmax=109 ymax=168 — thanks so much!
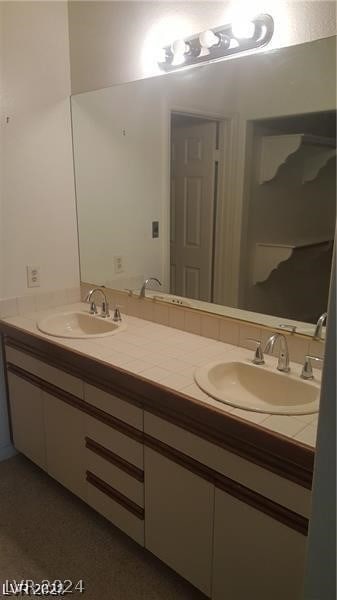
xmin=1 ymin=303 xmax=320 ymax=448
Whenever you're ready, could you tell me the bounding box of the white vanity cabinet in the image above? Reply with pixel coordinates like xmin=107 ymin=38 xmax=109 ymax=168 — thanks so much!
xmin=212 ymin=487 xmax=306 ymax=600
xmin=44 ymin=392 xmax=86 ymax=500
xmin=5 ymin=345 xmax=145 ymax=546
xmin=144 ymin=447 xmax=214 ymax=596
xmin=7 ymin=372 xmax=46 ymax=470
xmin=3 ymin=335 xmax=311 ymax=600
xmin=144 ymin=410 xmax=309 ymax=599
xmin=8 ymin=369 xmax=86 ymax=498
xmin=83 ymin=385 xmax=145 ymax=546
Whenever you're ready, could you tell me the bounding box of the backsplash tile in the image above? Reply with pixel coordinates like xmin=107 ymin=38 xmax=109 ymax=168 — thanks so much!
xmin=285 ymin=335 xmax=310 ymax=366
xmin=139 ymin=299 xmax=154 ymax=322
xmin=0 ymin=298 xmax=19 ymax=318
xmin=0 ymin=288 xmax=81 ymax=320
xmin=153 ymin=303 xmax=169 ymax=326
xmin=219 ymin=319 xmax=240 ymax=346
xmin=36 ymin=292 xmax=54 ymax=311
xmin=126 ymin=296 xmax=141 ymax=318
xmin=185 ymin=311 xmax=201 ymax=335
xmin=17 ymin=295 xmax=36 ymax=315
xmin=168 ymin=306 xmax=185 ymax=331
xmin=308 ymin=339 xmax=325 ymax=362
xmin=52 ymin=289 xmax=69 ymax=307
xmin=200 ymin=315 xmax=220 ymax=341
xmin=66 ymin=287 xmax=81 ymax=304
xmin=239 ymin=324 xmax=262 ymax=349
xmin=78 ymin=282 xmax=324 ymax=367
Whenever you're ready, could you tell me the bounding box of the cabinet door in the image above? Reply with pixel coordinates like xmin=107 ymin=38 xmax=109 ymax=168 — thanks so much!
xmin=8 ymin=372 xmax=46 ymax=469
xmin=144 ymin=447 xmax=214 ymax=596
xmin=212 ymin=488 xmax=307 ymax=600
xmin=44 ymin=392 xmax=86 ymax=500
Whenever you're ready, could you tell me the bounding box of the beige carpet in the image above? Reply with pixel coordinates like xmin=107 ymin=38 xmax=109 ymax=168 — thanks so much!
xmin=0 ymin=455 xmax=205 ymax=600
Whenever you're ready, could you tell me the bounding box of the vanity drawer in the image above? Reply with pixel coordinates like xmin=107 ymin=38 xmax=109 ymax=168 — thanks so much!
xmin=84 ymin=383 xmax=143 ymax=430
xmin=144 ymin=412 xmax=311 ymax=517
xmin=86 ymin=473 xmax=144 ymax=546
xmin=85 ymin=438 xmax=144 ymax=507
xmin=5 ymin=346 xmax=84 ymax=399
xmin=85 ymin=415 xmax=143 ymax=469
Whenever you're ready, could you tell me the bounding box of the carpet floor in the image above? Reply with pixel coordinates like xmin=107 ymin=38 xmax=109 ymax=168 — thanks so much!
xmin=0 ymin=454 xmax=205 ymax=600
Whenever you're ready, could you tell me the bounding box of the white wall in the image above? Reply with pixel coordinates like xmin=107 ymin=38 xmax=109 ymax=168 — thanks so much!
xmin=0 ymin=3 xmax=3 ymax=298
xmin=0 ymin=3 xmax=13 ymax=461
xmin=0 ymin=1 xmax=80 ymax=458
xmin=1 ymin=1 xmax=79 ymax=298
xmin=68 ymin=0 xmax=337 ymax=93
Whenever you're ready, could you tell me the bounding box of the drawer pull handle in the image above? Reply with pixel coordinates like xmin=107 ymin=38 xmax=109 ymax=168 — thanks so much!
xmin=86 ymin=471 xmax=144 ymax=520
xmin=85 ymin=437 xmax=144 ymax=482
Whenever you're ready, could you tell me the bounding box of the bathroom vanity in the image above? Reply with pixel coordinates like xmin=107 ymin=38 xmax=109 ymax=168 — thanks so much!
xmin=0 ymin=305 xmax=317 ymax=600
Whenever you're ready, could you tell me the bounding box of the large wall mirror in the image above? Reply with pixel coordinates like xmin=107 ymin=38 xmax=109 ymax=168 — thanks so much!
xmin=71 ymin=35 xmax=336 ymax=336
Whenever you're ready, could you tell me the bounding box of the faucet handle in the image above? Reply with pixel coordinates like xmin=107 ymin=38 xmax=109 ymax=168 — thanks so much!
xmin=112 ymin=305 xmax=123 ymax=322
xmin=100 ymin=301 xmax=110 ymax=318
xmin=245 ymin=338 xmax=265 ymax=365
xmin=301 ymin=355 xmax=323 ymax=380
xmin=88 ymin=301 xmax=97 ymax=315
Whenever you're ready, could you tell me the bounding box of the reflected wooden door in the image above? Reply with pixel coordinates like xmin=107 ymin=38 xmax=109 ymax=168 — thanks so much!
xmin=170 ymin=119 xmax=217 ymax=301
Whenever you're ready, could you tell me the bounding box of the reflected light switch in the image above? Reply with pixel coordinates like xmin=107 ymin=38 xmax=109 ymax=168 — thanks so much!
xmin=152 ymin=221 xmax=159 ymax=238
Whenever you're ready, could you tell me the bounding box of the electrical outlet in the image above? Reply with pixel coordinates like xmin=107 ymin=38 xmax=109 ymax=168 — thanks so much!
xmin=26 ymin=265 xmax=40 ymax=288
xmin=113 ymin=256 xmax=124 ymax=274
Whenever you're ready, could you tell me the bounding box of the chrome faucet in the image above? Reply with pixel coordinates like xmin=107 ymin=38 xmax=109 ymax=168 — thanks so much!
xmin=139 ymin=277 xmax=162 ymax=299
xmin=85 ymin=288 xmax=110 ymax=318
xmin=301 ymin=355 xmax=323 ymax=380
xmin=313 ymin=312 xmax=327 ymax=341
xmin=246 ymin=338 xmax=265 ymax=365
xmin=264 ymin=333 xmax=290 ymax=373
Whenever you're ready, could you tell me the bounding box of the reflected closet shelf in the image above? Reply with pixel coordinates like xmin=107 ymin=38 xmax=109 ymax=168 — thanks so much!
xmin=252 ymin=238 xmax=334 ymax=284
xmin=259 ymin=133 xmax=336 ymax=184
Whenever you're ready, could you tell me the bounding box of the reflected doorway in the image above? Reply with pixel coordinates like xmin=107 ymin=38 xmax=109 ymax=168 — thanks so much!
xmin=169 ymin=113 xmax=221 ymax=302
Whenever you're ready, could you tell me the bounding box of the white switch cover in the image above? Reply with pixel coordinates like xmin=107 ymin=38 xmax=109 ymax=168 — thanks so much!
xmin=26 ymin=265 xmax=40 ymax=288
xmin=113 ymin=256 xmax=124 ymax=274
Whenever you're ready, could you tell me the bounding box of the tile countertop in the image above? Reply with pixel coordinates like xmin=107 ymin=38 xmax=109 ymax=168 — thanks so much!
xmin=1 ymin=303 xmax=320 ymax=448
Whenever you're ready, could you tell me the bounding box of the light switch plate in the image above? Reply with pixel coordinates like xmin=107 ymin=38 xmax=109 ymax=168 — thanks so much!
xmin=152 ymin=221 xmax=159 ymax=238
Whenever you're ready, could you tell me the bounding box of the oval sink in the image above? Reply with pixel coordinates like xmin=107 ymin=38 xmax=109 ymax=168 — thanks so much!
xmin=194 ymin=361 xmax=319 ymax=415
xmin=37 ymin=311 xmax=126 ymax=339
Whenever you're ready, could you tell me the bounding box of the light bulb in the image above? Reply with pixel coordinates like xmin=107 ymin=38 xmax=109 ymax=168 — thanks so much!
xmin=199 ymin=30 xmax=220 ymax=49
xmin=171 ymin=39 xmax=190 ymax=56
xmin=171 ymin=38 xmax=191 ymax=66
xmin=231 ymin=20 xmax=256 ymax=40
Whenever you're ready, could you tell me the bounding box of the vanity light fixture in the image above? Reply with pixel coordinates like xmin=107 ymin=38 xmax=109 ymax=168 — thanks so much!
xmin=158 ymin=13 xmax=274 ymax=71
xmin=199 ymin=29 xmax=230 ymax=51
xmin=231 ymin=19 xmax=256 ymax=40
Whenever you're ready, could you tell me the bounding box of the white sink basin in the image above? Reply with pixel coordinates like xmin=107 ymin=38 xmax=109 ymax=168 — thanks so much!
xmin=194 ymin=361 xmax=319 ymax=415
xmin=37 ymin=311 xmax=126 ymax=339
